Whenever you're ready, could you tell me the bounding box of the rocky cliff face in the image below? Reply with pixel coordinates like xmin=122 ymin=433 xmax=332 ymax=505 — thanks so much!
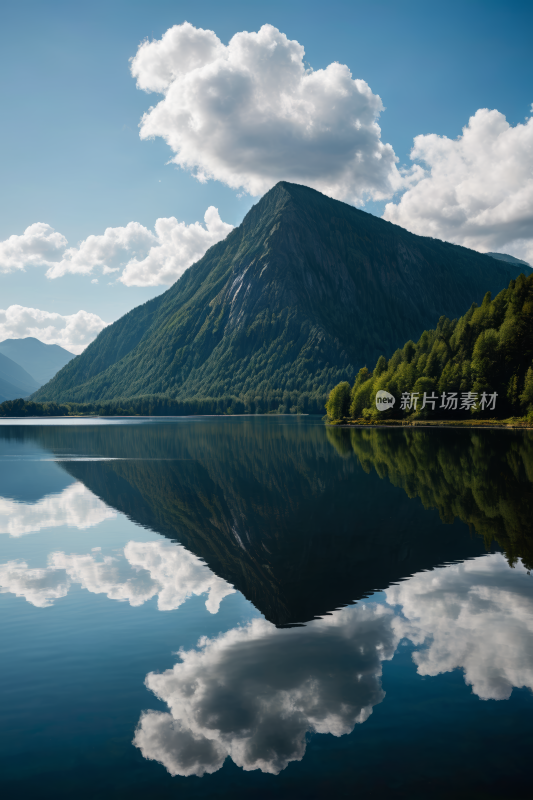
xmin=33 ymin=182 xmax=527 ymax=403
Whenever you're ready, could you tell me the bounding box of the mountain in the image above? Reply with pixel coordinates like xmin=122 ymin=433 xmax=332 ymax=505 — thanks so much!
xmin=0 ymin=351 xmax=40 ymax=400
xmin=33 ymin=182 xmax=529 ymax=405
xmin=0 ymin=337 xmax=75 ymax=387
xmin=487 ymin=252 xmax=531 ymax=267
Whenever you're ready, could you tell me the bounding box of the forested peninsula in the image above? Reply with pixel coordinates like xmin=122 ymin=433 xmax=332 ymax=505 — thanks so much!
xmin=326 ymin=271 xmax=533 ymax=423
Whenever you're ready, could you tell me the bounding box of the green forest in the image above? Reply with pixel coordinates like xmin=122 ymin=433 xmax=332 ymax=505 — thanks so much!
xmin=326 ymin=271 xmax=533 ymax=422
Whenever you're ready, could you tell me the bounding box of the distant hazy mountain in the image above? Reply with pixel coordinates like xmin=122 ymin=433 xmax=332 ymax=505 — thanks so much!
xmin=33 ymin=182 xmax=529 ymax=405
xmin=0 ymin=337 xmax=75 ymax=387
xmin=0 ymin=351 xmax=40 ymax=400
xmin=486 ymin=252 xmax=531 ymax=267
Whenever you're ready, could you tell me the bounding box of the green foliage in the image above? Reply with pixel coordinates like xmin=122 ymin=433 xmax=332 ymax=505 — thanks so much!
xmin=373 ymin=355 xmax=387 ymax=378
xmin=326 ymin=270 xmax=533 ymax=421
xmin=0 ymin=393 xmax=327 ymax=418
xmin=0 ymin=398 xmax=73 ymax=417
xmin=521 ymin=366 xmax=533 ymax=411
xmin=325 ymin=382 xmax=351 ymax=419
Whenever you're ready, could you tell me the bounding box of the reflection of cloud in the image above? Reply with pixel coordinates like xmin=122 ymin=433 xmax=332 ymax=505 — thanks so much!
xmin=124 ymin=541 xmax=234 ymax=613
xmin=0 ymin=561 xmax=69 ymax=608
xmin=134 ymin=604 xmax=398 ymax=777
xmin=0 ymin=541 xmax=235 ymax=613
xmin=387 ymin=554 xmax=533 ymax=700
xmin=0 ymin=482 xmax=116 ymax=536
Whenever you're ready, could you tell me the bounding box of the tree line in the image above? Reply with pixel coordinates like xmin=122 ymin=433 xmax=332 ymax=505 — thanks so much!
xmin=0 ymin=391 xmax=327 ymax=418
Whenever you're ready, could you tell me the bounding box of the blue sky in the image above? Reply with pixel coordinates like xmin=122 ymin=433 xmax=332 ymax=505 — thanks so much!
xmin=0 ymin=0 xmax=532 ymax=351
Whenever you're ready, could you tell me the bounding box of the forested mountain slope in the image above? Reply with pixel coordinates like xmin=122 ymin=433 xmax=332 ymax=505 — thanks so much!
xmin=33 ymin=182 xmax=528 ymax=405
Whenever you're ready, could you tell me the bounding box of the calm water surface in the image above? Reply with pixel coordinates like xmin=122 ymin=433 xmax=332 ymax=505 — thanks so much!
xmin=1 ymin=417 xmax=532 ymax=799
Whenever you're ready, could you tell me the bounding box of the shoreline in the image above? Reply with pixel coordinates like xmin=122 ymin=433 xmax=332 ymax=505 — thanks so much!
xmin=328 ymin=418 xmax=533 ymax=430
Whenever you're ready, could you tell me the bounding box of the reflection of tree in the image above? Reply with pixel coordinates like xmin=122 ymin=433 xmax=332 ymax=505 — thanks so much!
xmin=335 ymin=427 xmax=533 ymax=569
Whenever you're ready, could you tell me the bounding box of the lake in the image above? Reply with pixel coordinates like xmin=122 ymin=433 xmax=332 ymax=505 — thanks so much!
xmin=1 ymin=416 xmax=532 ymax=799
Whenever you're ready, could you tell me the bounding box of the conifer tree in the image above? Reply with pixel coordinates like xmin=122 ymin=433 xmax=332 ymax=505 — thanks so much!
xmin=520 ymin=366 xmax=533 ymax=412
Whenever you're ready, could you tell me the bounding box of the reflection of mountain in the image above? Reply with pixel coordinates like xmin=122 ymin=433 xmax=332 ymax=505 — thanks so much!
xmin=0 ymin=434 xmax=74 ymax=502
xmin=329 ymin=427 xmax=533 ymax=569
xmin=0 ymin=420 xmax=498 ymax=626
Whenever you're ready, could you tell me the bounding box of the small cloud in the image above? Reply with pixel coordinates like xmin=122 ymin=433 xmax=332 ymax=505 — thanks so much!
xmin=0 ymin=212 xmax=233 ymax=288
xmin=0 ymin=305 xmax=109 ymax=354
xmin=0 ymin=222 xmax=67 ymax=273
xmin=383 ymin=109 xmax=533 ymax=265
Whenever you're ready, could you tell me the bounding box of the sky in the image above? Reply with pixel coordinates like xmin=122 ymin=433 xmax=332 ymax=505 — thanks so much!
xmin=0 ymin=0 xmax=532 ymax=353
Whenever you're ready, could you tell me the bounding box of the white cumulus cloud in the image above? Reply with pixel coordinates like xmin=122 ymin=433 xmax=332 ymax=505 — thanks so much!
xmin=0 ymin=222 xmax=67 ymax=273
xmin=0 ymin=305 xmax=108 ymax=354
xmin=119 ymin=207 xmax=233 ymax=287
xmin=0 ymin=209 xmax=233 ymax=287
xmin=134 ymin=603 xmax=398 ymax=777
xmin=46 ymin=221 xmax=156 ymax=279
xmin=388 ymin=554 xmax=533 ymax=701
xmin=130 ymin=22 xmax=404 ymax=203
xmin=383 ymin=107 xmax=533 ymax=264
